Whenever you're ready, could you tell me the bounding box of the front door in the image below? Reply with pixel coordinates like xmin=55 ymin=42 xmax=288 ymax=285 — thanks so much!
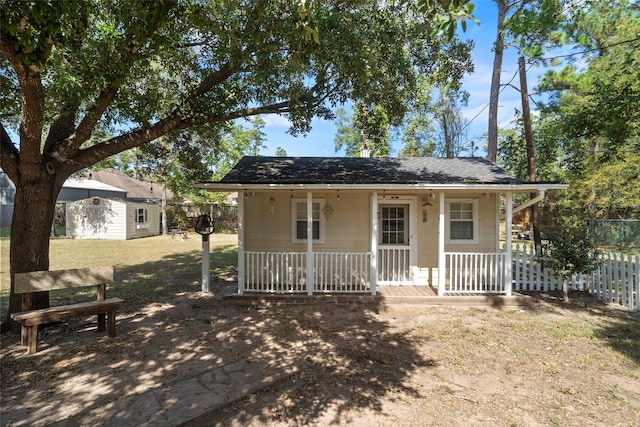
xmin=378 ymin=203 xmax=413 ymax=284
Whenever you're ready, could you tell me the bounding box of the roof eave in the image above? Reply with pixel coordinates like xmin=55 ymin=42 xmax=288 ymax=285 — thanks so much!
xmin=193 ymin=182 xmax=569 ymax=192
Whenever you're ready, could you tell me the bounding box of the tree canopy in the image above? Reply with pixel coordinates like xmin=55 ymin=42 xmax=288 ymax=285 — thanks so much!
xmin=0 ymin=0 xmax=477 ymax=322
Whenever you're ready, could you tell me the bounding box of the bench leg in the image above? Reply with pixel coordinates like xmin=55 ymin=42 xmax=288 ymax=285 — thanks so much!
xmin=26 ymin=325 xmax=38 ymax=354
xmin=107 ymin=311 xmax=116 ymax=337
xmin=20 ymin=324 xmax=28 ymax=346
xmin=97 ymin=313 xmax=106 ymax=332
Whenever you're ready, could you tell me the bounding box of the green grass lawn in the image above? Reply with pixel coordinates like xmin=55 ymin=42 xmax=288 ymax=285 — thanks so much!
xmin=0 ymin=230 xmax=238 ymax=318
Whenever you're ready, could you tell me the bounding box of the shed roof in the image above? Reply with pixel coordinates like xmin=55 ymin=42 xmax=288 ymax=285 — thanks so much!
xmin=195 ymin=156 xmax=567 ymax=192
xmin=88 ymin=169 xmax=169 ymax=200
xmin=221 ymin=156 xmax=520 ymax=185
xmin=63 ymin=178 xmax=126 ymax=193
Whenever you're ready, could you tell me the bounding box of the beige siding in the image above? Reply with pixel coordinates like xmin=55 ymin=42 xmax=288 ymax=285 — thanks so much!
xmin=416 ymin=202 xmax=439 ymax=268
xmin=66 ymin=198 xmax=158 ymax=240
xmin=125 ymin=202 xmax=159 ymax=240
xmin=66 ymin=198 xmax=124 ymax=239
xmin=416 ymin=193 xmax=498 ymax=270
xmin=244 ymin=191 xmax=370 ymax=252
xmin=106 ymin=200 xmax=127 ymax=239
xmin=244 ymin=191 xmax=499 ymax=270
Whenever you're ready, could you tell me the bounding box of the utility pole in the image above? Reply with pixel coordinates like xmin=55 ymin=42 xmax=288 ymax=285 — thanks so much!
xmin=518 ymin=56 xmax=541 ymax=247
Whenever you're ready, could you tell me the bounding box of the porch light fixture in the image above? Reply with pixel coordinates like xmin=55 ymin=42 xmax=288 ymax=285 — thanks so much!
xmin=322 ymin=202 xmax=334 ymax=220
xmin=270 ymin=195 xmax=275 ymax=214
xmin=195 ymin=213 xmax=215 ymax=293
xmin=323 ymin=193 xmax=334 ymax=220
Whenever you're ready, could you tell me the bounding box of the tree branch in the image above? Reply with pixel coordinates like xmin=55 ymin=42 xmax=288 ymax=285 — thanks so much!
xmin=43 ymin=7 xmax=91 ymax=153
xmin=69 ymin=98 xmax=294 ymax=174
xmin=0 ymin=30 xmax=50 ymax=163
xmin=53 ymin=1 xmax=177 ymax=161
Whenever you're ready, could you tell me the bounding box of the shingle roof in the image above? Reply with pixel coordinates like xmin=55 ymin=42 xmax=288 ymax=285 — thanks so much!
xmin=219 ymin=156 xmax=522 ymax=185
xmin=89 ymin=169 xmax=172 ymax=199
xmin=63 ymin=178 xmax=126 ymax=192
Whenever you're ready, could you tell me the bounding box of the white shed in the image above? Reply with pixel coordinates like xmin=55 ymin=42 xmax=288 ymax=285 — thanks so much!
xmin=66 ymin=197 xmax=159 ymax=240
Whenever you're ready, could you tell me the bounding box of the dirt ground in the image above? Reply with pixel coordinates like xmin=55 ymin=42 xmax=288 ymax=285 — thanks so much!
xmin=1 ymin=280 xmax=639 ymax=427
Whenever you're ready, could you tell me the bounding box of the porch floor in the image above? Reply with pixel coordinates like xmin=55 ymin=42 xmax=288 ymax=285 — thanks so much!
xmin=224 ymin=285 xmax=533 ymax=310
xmin=376 ymin=285 xmax=533 ymax=310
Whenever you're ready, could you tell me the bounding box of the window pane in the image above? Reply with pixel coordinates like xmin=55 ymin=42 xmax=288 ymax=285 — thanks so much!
xmin=451 ymin=222 xmax=473 ymax=240
xmin=297 ymin=221 xmax=307 ymax=239
xmin=294 ymin=200 xmax=322 ymax=241
xmin=297 ymin=203 xmax=306 ymax=220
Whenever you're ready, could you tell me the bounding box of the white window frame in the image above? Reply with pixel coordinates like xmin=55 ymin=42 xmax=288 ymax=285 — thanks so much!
xmin=379 ymin=204 xmax=409 ymax=246
xmin=445 ymin=199 xmax=478 ymax=244
xmin=291 ymin=198 xmax=325 ymax=244
xmin=136 ymin=207 xmax=148 ymax=229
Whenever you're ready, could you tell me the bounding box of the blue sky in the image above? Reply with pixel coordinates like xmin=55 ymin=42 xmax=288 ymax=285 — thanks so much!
xmin=258 ymin=1 xmax=558 ymax=158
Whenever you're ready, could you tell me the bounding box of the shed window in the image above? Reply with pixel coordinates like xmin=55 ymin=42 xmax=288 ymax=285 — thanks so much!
xmin=446 ymin=200 xmax=478 ymax=244
xmin=291 ymin=199 xmax=324 ymax=243
xmin=137 ymin=208 xmax=147 ymax=224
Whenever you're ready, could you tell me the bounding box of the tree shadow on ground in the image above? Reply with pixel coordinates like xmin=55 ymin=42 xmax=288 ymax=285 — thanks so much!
xmin=526 ymin=291 xmax=640 ymax=366
xmin=0 ymin=249 xmax=435 ymax=426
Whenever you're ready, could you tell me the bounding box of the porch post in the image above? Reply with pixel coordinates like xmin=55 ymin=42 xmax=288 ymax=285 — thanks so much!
xmin=306 ymin=191 xmax=314 ymax=295
xmin=370 ymin=192 xmax=378 ymax=295
xmin=437 ymin=192 xmax=446 ymax=296
xmin=505 ymin=192 xmax=513 ymax=296
xmin=238 ymin=191 xmax=245 ymax=295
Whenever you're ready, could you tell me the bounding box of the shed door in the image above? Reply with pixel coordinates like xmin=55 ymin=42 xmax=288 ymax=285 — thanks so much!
xmin=378 ymin=204 xmax=412 ymax=284
xmin=84 ymin=204 xmax=108 ymax=239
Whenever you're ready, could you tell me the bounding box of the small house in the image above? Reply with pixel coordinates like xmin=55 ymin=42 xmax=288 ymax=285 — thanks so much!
xmin=195 ymin=156 xmax=566 ymax=297
xmin=66 ymin=197 xmax=159 ymax=240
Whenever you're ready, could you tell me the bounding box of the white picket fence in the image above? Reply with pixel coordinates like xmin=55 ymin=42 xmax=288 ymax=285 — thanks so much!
xmin=513 ymin=243 xmax=640 ymax=311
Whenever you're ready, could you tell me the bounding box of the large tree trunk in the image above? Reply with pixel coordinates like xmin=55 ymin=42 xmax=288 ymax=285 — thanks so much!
xmin=487 ymin=0 xmax=507 ymax=164
xmin=2 ymin=170 xmax=61 ymax=332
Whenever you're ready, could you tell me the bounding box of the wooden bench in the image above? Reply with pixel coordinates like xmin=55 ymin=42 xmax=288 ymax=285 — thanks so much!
xmin=10 ymin=266 xmax=124 ymax=354
xmin=170 ymin=227 xmax=189 ymax=239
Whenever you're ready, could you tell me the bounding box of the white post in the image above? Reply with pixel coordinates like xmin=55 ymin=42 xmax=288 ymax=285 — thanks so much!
xmin=370 ymin=192 xmax=378 ymax=295
xmin=306 ymin=192 xmax=314 ymax=295
xmin=237 ymin=191 xmax=245 ymax=295
xmin=505 ymin=192 xmax=513 ymax=296
xmin=201 ymin=236 xmax=210 ymax=292
xmin=437 ymin=192 xmax=446 ymax=296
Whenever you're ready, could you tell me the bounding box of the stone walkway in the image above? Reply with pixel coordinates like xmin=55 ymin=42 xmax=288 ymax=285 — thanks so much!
xmin=3 ymin=359 xmax=298 ymax=427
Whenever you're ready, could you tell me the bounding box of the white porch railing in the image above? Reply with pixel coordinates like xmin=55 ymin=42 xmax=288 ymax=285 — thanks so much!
xmin=243 ymin=251 xmax=371 ymax=294
xmin=445 ymin=252 xmax=507 ymax=294
xmin=243 ymin=252 xmax=307 ymax=293
xmin=314 ymin=252 xmax=371 ymax=293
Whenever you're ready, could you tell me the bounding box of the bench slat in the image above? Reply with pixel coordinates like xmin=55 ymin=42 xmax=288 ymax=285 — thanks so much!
xmin=11 ymin=298 xmax=124 ymax=326
xmin=15 ymin=267 xmax=114 ymax=293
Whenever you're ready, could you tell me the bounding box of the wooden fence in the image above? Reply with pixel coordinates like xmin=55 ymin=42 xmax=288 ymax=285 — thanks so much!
xmin=513 ymin=243 xmax=640 ymax=311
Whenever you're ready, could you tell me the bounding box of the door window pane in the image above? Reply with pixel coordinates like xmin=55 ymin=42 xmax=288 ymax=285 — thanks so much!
xmin=381 ymin=205 xmax=407 ymax=245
